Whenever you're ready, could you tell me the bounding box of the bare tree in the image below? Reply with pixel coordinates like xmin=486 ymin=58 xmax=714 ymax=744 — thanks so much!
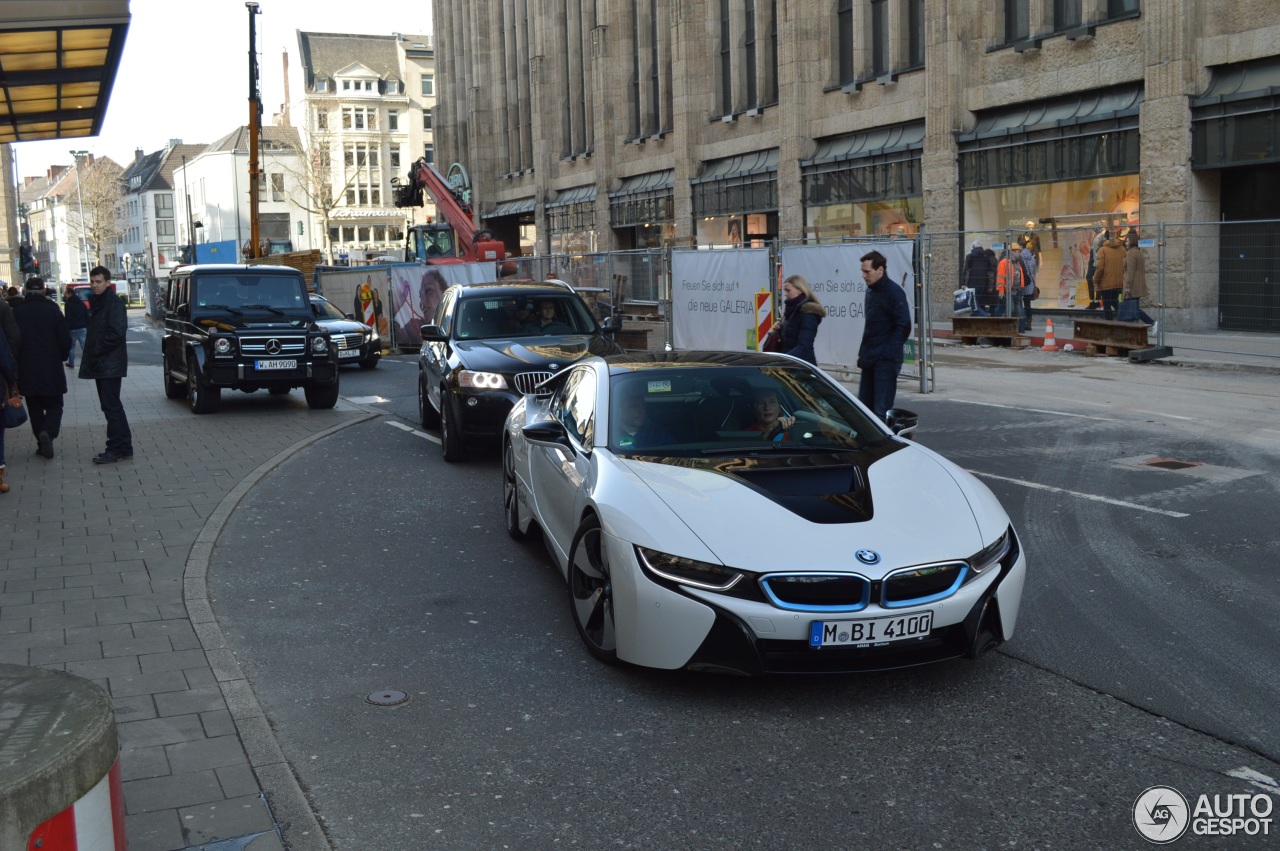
xmin=271 ymin=130 xmax=360 ymax=261
xmin=73 ymin=157 xmax=125 ymax=270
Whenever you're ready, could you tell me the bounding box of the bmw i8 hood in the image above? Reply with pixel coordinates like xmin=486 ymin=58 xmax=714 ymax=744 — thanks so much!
xmin=454 ymin=335 xmax=622 ymax=372
xmin=622 ymin=446 xmax=987 ymax=573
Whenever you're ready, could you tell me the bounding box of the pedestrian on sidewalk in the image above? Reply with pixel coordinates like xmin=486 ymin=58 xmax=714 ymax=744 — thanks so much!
xmin=63 ymin=285 xmax=89 ymax=368
xmin=778 ymin=273 xmax=825 ymax=365
xmin=12 ymin=277 xmax=71 ymax=460
xmin=1122 ymin=231 xmax=1156 ymax=328
xmin=0 ymin=322 xmax=17 ymax=493
xmin=856 ymin=250 xmax=912 ymax=421
xmin=80 ymin=266 xmax=133 ymax=464
xmin=5 ymin=285 xmax=24 ymax=307
xmin=1019 ymin=245 xmax=1038 ymax=335
xmin=1092 ymin=234 xmax=1126 ymax=320
xmin=0 ymin=287 xmax=19 ymax=359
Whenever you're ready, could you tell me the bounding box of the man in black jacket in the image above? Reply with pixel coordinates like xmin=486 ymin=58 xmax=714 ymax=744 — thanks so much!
xmin=0 ymin=287 xmax=19 ymax=359
xmin=13 ymin=277 xmax=71 ymax=459
xmin=80 ymin=266 xmax=133 ymax=463
xmin=856 ymin=250 xmax=913 ymax=421
xmin=63 ymin=285 xmax=89 ymax=368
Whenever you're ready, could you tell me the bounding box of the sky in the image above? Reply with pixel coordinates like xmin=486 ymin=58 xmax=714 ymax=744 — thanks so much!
xmin=12 ymin=0 xmax=432 ymax=180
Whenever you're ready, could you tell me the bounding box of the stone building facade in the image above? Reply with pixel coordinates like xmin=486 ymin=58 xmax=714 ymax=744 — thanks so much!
xmin=434 ymin=0 xmax=1280 ymax=332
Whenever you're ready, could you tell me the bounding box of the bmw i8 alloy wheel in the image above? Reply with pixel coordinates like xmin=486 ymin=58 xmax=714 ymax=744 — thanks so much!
xmin=568 ymin=516 xmax=619 ymax=664
xmin=503 ymin=442 xmax=529 ymax=540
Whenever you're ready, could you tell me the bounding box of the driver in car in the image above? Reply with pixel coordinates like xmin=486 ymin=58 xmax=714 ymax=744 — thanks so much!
xmin=527 ymin=299 xmax=573 ymax=334
xmin=744 ymin=388 xmax=796 ymax=442
xmin=613 ymin=385 xmax=676 ymax=450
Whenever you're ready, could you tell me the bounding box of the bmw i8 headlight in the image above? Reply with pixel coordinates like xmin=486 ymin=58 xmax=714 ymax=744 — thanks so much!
xmin=636 ymin=546 xmax=743 ymax=591
xmin=966 ymin=527 xmax=1014 ymax=578
xmin=459 ymin=370 xmax=508 ymax=390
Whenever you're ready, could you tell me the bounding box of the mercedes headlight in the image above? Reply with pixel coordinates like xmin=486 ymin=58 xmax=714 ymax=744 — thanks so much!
xmin=311 ymin=336 xmax=329 ymax=352
xmin=637 ymin=546 xmax=742 ymax=591
xmin=459 ymin=370 xmax=507 ymax=390
xmin=213 ymin=337 xmax=236 ymax=355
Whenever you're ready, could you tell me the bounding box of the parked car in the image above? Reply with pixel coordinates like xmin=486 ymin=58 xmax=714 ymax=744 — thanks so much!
xmin=417 ymin=280 xmax=624 ymax=461
xmin=502 ymin=351 xmax=1026 ymax=675
xmin=160 ymin=264 xmax=339 ymax=413
xmin=309 ymin=295 xmax=380 ymax=369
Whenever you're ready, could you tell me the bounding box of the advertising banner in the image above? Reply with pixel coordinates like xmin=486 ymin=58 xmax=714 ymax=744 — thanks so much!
xmin=386 ymin=262 xmax=497 ymax=348
xmin=779 ymin=242 xmax=915 ymax=370
xmin=670 ymin=248 xmax=772 ymax=351
xmin=316 ymin=267 xmax=391 ymax=342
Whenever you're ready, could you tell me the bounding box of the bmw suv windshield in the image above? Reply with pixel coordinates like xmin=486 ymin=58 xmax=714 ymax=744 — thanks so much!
xmin=454 ymin=294 xmax=597 ymax=340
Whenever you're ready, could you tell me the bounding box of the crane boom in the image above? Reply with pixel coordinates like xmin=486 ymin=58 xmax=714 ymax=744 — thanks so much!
xmin=392 ymin=158 xmax=505 ymax=263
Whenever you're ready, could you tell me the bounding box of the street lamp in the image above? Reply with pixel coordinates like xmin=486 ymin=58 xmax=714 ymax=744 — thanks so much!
xmin=70 ymin=150 xmax=89 ymax=279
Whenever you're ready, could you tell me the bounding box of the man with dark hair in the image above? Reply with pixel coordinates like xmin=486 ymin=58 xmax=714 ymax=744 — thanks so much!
xmin=857 ymin=250 xmax=912 ymax=421
xmin=80 ymin=265 xmax=133 ymax=463
xmin=64 ymin=285 xmax=89 ymax=368
xmin=13 ymin=277 xmax=72 ymax=459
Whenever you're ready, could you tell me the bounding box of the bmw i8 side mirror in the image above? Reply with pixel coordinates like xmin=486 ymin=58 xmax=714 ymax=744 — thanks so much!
xmin=522 ymin=419 xmax=571 ymax=448
xmin=420 ymin=324 xmax=447 ymax=342
xmin=885 ymin=408 xmax=919 ymax=438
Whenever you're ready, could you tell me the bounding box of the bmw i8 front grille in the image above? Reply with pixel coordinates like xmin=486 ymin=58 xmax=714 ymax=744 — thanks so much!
xmin=514 ymin=371 xmax=554 ymax=396
xmin=881 ymin=562 xmax=967 ymax=608
xmin=760 ymin=573 xmax=870 ymax=612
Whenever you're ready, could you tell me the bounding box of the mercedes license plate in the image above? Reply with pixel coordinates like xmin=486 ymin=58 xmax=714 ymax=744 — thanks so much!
xmin=809 ymin=611 xmax=933 ymax=647
xmin=255 ymin=359 xmax=297 ymax=370
xmin=337 ymin=349 xmax=360 ymax=359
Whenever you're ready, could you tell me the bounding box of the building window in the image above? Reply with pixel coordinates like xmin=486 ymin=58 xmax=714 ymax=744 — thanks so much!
xmin=423 ymin=108 xmax=432 ymax=131
xmin=424 ymin=143 xmax=434 ymax=164
xmin=316 ymin=109 xmax=328 ymax=130
xmin=837 ymin=0 xmax=854 ymax=86
xmin=907 ymin=0 xmax=924 ymax=67
xmin=1005 ymin=0 xmax=1030 ymax=42
xmin=271 ymin=173 xmax=285 ymax=202
xmin=719 ymin=0 xmax=732 ymax=115
xmin=156 ymin=219 xmax=175 ymax=245
xmin=341 ymin=106 xmax=378 ymax=131
xmin=154 ymin=193 xmax=173 ymax=217
xmin=1108 ymin=0 xmax=1139 ymax=14
xmin=1054 ymin=0 xmax=1082 ymax=28
xmin=421 ymin=74 xmax=434 ymax=97
xmin=347 ymin=189 xmax=357 ymax=205
xmin=871 ymin=0 xmax=889 ymax=77
xmin=744 ymin=0 xmax=758 ymax=107
xmin=343 ymin=80 xmax=351 ymax=91
xmin=388 ymin=109 xmax=399 ymax=131
xmin=390 ymin=147 xmax=401 ymax=169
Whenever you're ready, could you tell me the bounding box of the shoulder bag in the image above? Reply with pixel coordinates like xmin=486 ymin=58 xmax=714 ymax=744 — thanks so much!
xmin=2 ymin=380 xmax=27 ymax=430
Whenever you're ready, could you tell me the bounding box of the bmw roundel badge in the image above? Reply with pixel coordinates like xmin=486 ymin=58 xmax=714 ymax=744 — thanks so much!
xmin=855 ymin=549 xmax=880 ymax=565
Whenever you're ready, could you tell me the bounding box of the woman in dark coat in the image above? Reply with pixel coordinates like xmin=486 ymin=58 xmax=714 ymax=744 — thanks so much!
xmin=777 ymin=274 xmax=826 ymax=365
xmin=13 ymin=278 xmax=71 ymax=458
xmin=0 ymin=322 xmax=18 ymax=492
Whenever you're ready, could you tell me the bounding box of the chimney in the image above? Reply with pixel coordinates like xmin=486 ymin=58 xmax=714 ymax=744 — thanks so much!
xmin=281 ymin=49 xmax=291 ymax=126
xmin=135 ymin=148 xmax=144 ymax=163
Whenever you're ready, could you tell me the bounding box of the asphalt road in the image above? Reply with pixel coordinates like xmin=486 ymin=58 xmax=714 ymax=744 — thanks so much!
xmin=202 ymin=350 xmax=1280 ymax=848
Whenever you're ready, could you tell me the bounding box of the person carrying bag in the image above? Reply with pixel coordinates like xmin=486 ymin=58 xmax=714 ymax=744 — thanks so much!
xmin=0 ymin=322 xmax=20 ymax=493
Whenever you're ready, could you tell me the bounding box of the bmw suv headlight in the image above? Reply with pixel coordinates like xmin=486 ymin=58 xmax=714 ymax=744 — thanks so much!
xmin=637 ymin=546 xmax=742 ymax=591
xmin=311 ymin=336 xmax=329 ymax=352
xmin=458 ymin=370 xmax=507 ymax=390
xmin=213 ymin=337 xmax=236 ymax=355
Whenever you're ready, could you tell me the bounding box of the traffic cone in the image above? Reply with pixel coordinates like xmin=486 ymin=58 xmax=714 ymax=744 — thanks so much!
xmin=1042 ymin=318 xmax=1060 ymax=351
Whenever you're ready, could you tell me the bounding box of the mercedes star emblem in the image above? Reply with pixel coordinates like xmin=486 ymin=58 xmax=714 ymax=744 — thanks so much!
xmin=266 ymin=339 xmax=282 ymax=355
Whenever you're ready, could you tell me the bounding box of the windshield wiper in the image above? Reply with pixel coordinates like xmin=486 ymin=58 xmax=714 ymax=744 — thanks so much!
xmin=200 ymin=304 xmax=243 ymax=315
xmin=700 ymin=444 xmax=805 ymax=455
xmin=240 ymin=304 xmax=286 ymax=315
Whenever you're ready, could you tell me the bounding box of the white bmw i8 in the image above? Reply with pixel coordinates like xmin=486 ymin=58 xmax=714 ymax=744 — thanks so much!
xmin=502 ymin=351 xmax=1026 ymax=675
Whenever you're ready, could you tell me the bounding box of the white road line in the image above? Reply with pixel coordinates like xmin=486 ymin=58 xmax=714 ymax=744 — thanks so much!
xmin=1227 ymin=766 xmax=1280 ymax=795
xmin=1132 ymin=409 xmax=1194 ymax=420
xmin=948 ymin=398 xmax=1108 ymax=420
xmin=968 ymin=470 xmax=1190 ymax=518
xmin=387 ymin=420 xmax=440 ymax=444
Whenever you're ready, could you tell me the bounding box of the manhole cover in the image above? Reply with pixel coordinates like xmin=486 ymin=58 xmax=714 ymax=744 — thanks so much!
xmin=366 ymin=689 xmax=409 ymax=706
xmin=1144 ymin=458 xmax=1202 ymax=471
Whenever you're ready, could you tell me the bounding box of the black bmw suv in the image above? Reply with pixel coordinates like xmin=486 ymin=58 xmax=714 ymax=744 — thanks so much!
xmin=417 ymin=281 xmax=624 ymax=461
xmin=161 ymin=264 xmax=339 ymax=413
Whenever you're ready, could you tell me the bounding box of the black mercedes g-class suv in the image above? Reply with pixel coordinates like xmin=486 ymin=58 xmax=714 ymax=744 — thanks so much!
xmin=161 ymin=264 xmax=339 ymax=413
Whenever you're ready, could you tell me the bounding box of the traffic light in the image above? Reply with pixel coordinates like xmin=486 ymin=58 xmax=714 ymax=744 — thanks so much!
xmin=18 ymin=244 xmax=35 ymax=274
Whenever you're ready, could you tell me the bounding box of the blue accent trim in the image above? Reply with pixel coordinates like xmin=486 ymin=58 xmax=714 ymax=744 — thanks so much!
xmin=881 ymin=565 xmax=968 ymax=609
xmin=760 ymin=573 xmax=870 ymax=613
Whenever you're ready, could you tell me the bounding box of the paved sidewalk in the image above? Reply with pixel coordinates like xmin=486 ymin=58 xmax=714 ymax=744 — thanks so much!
xmin=0 ymin=350 xmax=370 ymax=850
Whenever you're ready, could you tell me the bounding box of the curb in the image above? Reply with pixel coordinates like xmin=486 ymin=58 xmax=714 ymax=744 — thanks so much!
xmin=183 ymin=410 xmax=378 ymax=851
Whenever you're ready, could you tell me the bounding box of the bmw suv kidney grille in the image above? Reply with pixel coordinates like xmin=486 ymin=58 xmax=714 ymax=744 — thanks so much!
xmin=514 ymin=371 xmax=554 ymax=396
xmin=239 ymin=335 xmax=307 ymax=355
xmin=760 ymin=573 xmax=870 ymax=612
xmin=882 ymin=562 xmax=967 ymax=608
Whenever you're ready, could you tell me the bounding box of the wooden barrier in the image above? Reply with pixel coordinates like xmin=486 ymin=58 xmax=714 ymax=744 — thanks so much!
xmin=950 ymin=315 xmax=1026 ymax=347
xmin=1071 ymin=318 xmax=1149 ymax=357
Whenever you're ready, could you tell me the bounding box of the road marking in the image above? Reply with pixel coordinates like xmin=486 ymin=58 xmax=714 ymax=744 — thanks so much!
xmin=948 ymin=398 xmax=1107 ymax=420
xmin=387 ymin=420 xmax=440 ymax=444
xmin=968 ymin=470 xmax=1190 ymax=518
xmin=1227 ymin=766 xmax=1280 ymax=795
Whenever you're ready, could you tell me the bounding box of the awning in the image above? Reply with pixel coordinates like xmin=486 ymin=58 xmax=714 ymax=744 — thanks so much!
xmin=802 ymin=122 xmax=925 ymax=166
xmin=1192 ymin=55 xmax=1280 ymax=169
xmin=957 ymin=83 xmax=1144 ymax=144
xmin=607 ymin=169 xmax=674 ymax=198
xmin=691 ymin=149 xmax=778 ymax=184
xmin=545 ymin=184 xmax=597 ymax=208
xmin=0 ymin=2 xmax=131 ymax=144
xmin=483 ymin=197 xmax=536 ymax=219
